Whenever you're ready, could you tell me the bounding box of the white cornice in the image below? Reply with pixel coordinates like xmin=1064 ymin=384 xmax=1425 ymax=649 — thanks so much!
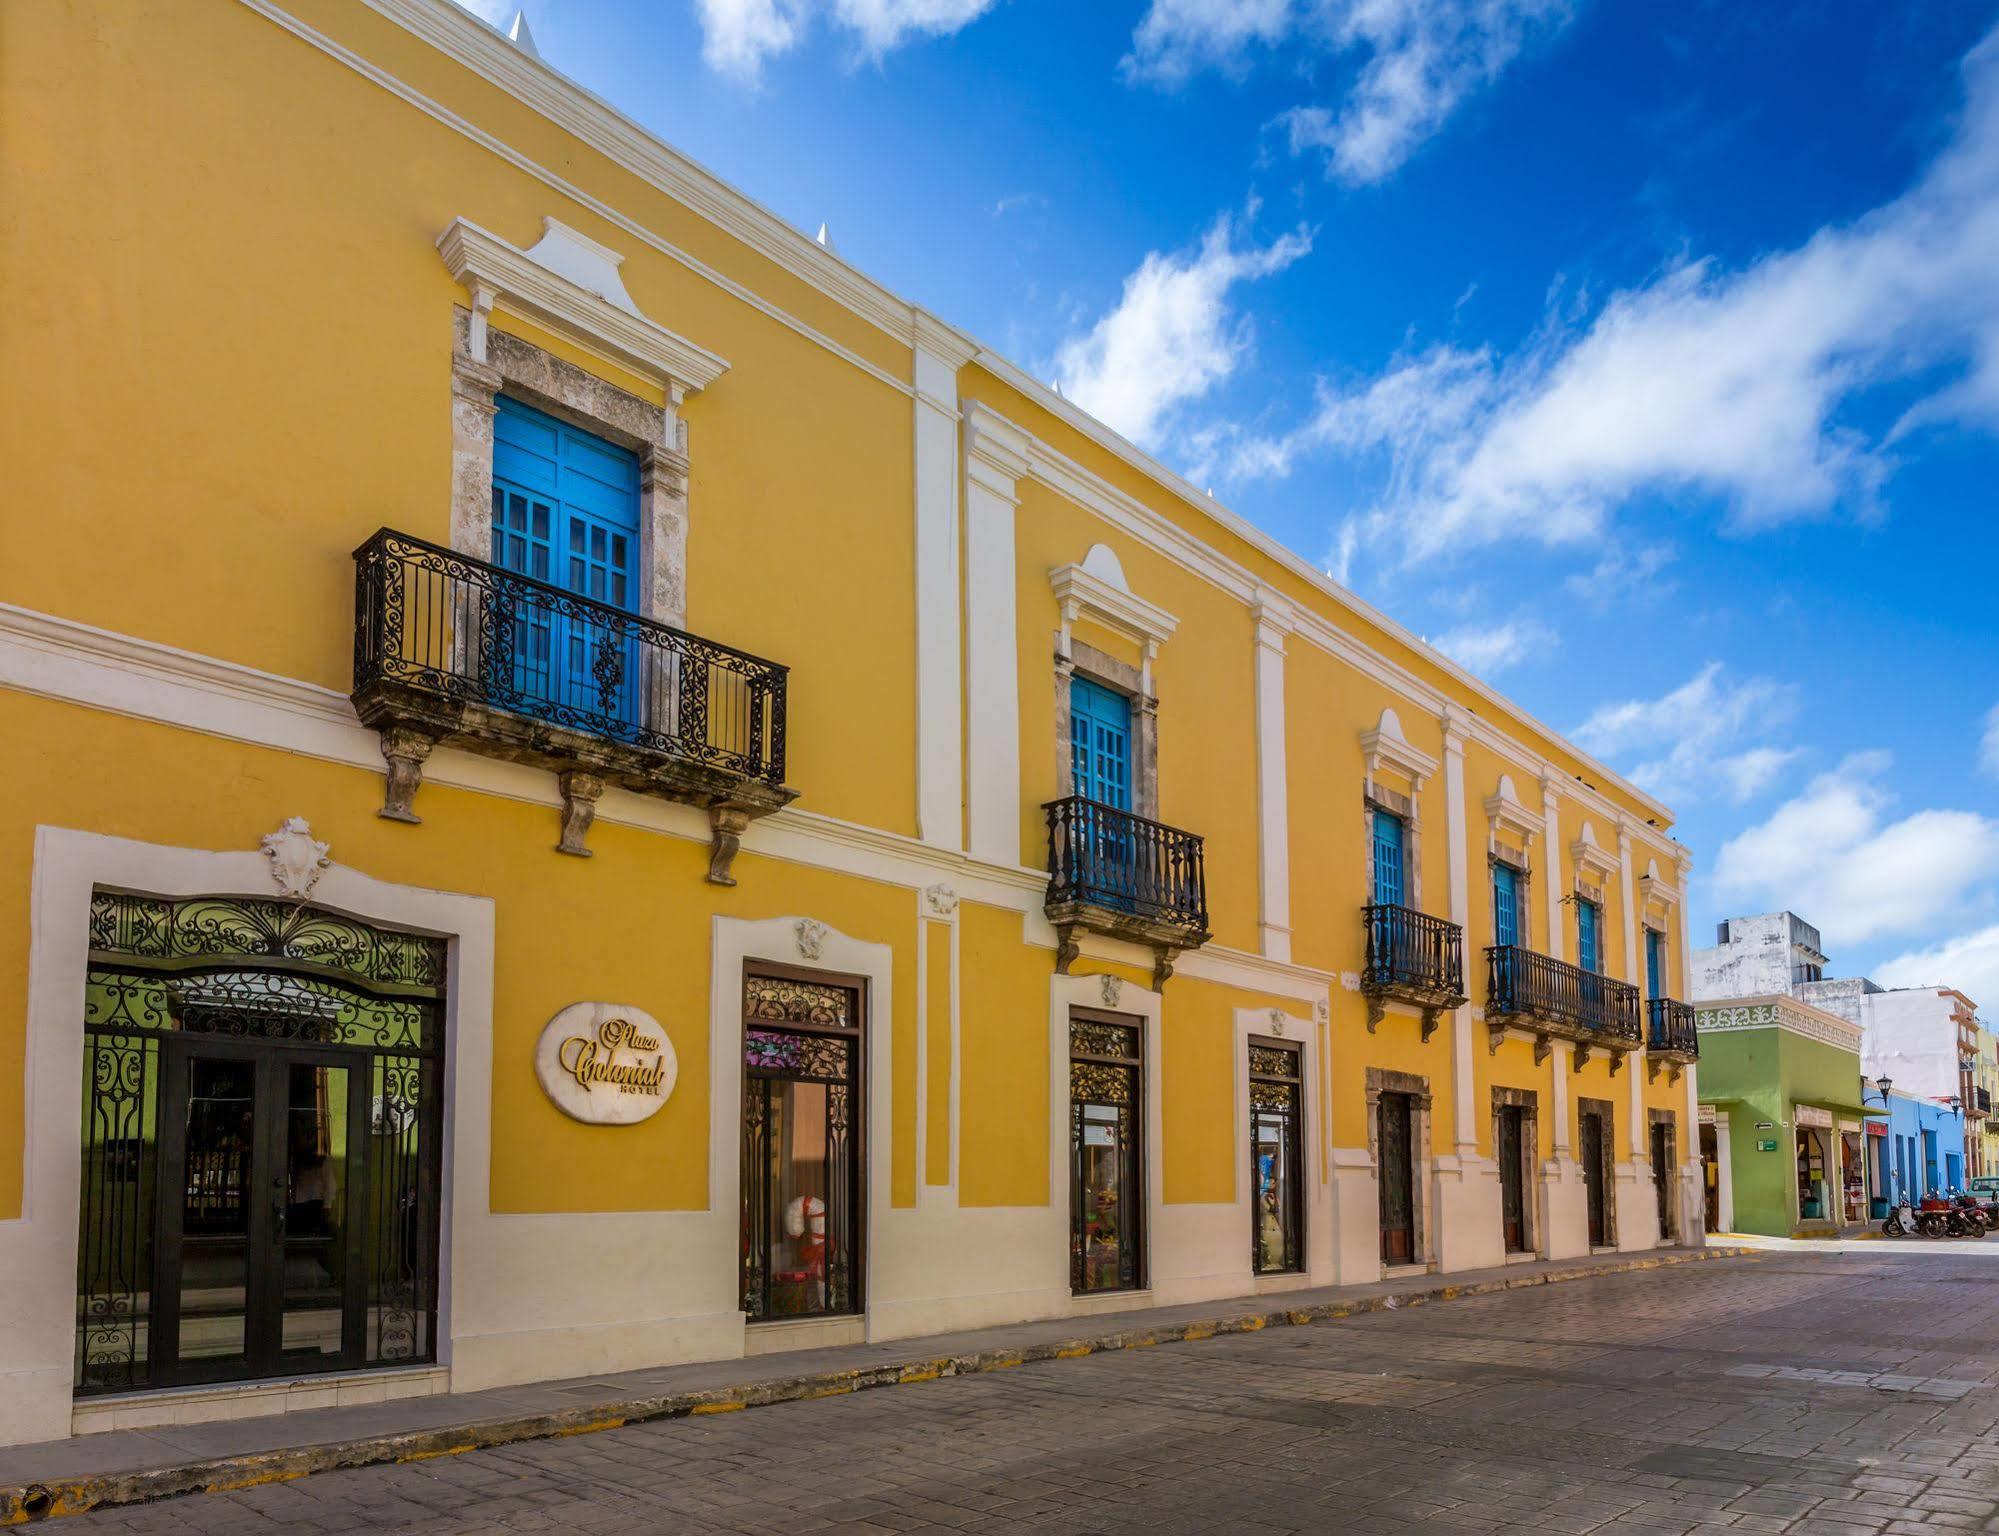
xmin=438 ymin=218 xmax=728 ymax=396
xmin=1569 ymin=823 xmax=1621 ymax=888
xmin=1049 ymin=563 xmax=1178 ymax=650
xmin=1695 ymin=994 xmax=1864 ymax=1054
xmin=1360 ymin=708 xmax=1438 ymax=793
xmin=358 ymin=0 xmax=919 ymax=349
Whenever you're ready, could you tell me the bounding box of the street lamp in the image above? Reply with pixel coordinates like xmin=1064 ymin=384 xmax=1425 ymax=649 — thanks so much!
xmin=1876 ymin=1076 xmax=1892 ymax=1098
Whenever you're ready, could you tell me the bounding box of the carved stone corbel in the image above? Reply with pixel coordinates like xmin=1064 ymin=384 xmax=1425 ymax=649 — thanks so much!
xmin=377 ymin=726 xmax=436 ymax=823
xmin=1419 ymin=1007 xmax=1441 ymax=1043
xmin=1532 ymin=1034 xmax=1551 ymax=1066
xmin=706 ymin=804 xmax=753 ymax=886
xmin=1573 ymin=1042 xmax=1593 ymax=1073
xmin=1608 ymin=1050 xmax=1624 ymax=1078
xmin=1151 ymin=947 xmax=1179 ymax=993
xmin=555 ymin=771 xmax=606 ymax=856
xmin=1365 ymin=997 xmax=1386 ymax=1034
xmin=1487 ymin=1024 xmax=1506 ymax=1056
xmin=1053 ymin=925 xmax=1081 ymax=975
xmin=1647 ymin=1056 xmax=1663 ymax=1085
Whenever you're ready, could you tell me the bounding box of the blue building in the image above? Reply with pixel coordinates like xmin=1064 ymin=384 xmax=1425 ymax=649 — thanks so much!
xmin=1874 ymin=1089 xmax=1968 ymax=1202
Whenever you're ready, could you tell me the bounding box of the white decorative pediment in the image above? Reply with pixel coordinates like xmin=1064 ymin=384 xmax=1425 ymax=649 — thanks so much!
xmin=1050 ymin=544 xmax=1178 ymax=653
xmin=438 ymin=217 xmax=729 ymax=401
xmin=1638 ymin=856 xmax=1680 ymax=913
xmin=1570 ymin=821 xmax=1620 ymax=887
xmin=1360 ymin=707 xmax=1438 ymax=793
xmin=1483 ymin=773 xmax=1540 ymax=852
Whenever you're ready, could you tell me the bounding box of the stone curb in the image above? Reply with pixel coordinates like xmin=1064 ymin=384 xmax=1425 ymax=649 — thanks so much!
xmin=1 ymin=1246 xmax=1754 ymax=1524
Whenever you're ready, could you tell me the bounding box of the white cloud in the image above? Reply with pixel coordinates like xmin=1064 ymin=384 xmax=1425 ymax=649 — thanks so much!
xmin=1286 ymin=0 xmax=1573 ymax=184
xmin=1125 ymin=0 xmax=1574 ymax=183
xmin=1123 ymin=0 xmax=1294 ymax=85
xmin=1562 ymin=542 xmax=1676 ymax=611
xmin=1877 ymin=924 xmax=1999 ymax=1009
xmin=1570 ymin=663 xmax=1797 ymax=804
xmin=1428 ymin=616 xmax=1554 ymax=677
xmin=1054 ymin=211 xmax=1311 ymax=450
xmin=1228 ymin=26 xmax=1999 ymax=561
xmin=694 ymin=0 xmax=994 ymax=80
xmin=1712 ymin=754 xmax=1999 ymax=947
xmin=1981 ymin=701 xmax=1999 ymax=777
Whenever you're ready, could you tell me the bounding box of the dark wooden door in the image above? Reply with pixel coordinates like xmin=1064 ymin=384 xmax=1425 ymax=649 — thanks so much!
xmin=1378 ymin=1093 xmax=1415 ymax=1264
xmin=1498 ymin=1106 xmax=1526 ymax=1252
xmin=1650 ymin=1121 xmax=1673 ymax=1238
xmin=1699 ymin=1124 xmax=1720 ymax=1232
xmin=1580 ymin=1111 xmax=1607 ymax=1247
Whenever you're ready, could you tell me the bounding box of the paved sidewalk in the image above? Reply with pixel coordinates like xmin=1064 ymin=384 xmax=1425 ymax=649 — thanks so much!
xmin=0 ymin=1245 xmax=1745 ymax=1523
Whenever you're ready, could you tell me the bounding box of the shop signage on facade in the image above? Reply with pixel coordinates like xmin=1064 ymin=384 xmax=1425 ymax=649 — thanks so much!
xmin=1757 ymin=1139 xmax=1779 ymax=1152
xmin=535 ymin=1002 xmax=678 ymax=1125
xmin=1795 ymin=1105 xmax=1833 ymax=1128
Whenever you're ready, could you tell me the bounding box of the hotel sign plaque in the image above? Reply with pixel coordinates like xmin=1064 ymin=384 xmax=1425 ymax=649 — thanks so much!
xmin=535 ymin=1002 xmax=678 ymax=1125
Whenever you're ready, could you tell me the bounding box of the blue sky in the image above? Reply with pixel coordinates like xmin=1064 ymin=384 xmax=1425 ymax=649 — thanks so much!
xmin=466 ymin=0 xmax=1999 ymax=1002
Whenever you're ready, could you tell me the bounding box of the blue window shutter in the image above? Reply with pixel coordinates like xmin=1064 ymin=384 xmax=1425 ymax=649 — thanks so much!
xmin=1370 ymin=809 xmax=1405 ymax=907
xmin=491 ymin=397 xmax=643 ymax=720
xmin=1069 ymin=678 xmax=1131 ymax=810
xmin=1492 ymin=864 xmax=1518 ymax=947
xmin=1577 ymin=899 xmax=1600 ymax=973
xmin=1645 ymin=929 xmax=1665 ymax=998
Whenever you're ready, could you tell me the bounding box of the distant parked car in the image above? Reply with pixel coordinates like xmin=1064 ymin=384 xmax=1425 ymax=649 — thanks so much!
xmin=1970 ymin=1175 xmax=1999 ymax=1200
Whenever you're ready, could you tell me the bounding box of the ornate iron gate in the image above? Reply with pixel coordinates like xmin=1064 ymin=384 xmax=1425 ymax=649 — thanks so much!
xmin=1248 ymin=1038 xmax=1302 ymax=1275
xmin=76 ymin=891 xmax=445 ymax=1396
xmin=1070 ymin=1012 xmax=1144 ymax=1293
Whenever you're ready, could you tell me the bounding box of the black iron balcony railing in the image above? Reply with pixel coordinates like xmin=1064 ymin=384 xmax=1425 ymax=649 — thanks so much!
xmin=355 ymin=528 xmax=787 ymax=783
xmin=1486 ymin=944 xmax=1642 ymax=1047
xmin=1361 ymin=905 xmax=1466 ymax=1038
xmin=1646 ymin=997 xmax=1699 ymax=1059
xmin=1044 ymin=796 xmax=1209 ymax=989
xmin=1977 ymin=1086 xmax=1992 ymax=1117
xmin=351 ymin=528 xmax=792 ymax=871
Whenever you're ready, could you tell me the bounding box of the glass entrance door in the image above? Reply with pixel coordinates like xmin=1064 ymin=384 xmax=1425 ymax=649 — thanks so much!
xmin=155 ymin=1041 xmax=365 ymax=1386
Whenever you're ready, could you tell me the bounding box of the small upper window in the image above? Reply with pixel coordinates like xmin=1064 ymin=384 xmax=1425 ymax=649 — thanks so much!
xmin=1070 ymin=677 xmax=1132 ymax=810
xmin=1493 ymin=862 xmax=1521 ymax=948
xmin=1370 ymin=808 xmax=1406 ymax=909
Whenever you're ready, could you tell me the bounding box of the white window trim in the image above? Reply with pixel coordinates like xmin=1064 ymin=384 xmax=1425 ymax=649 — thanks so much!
xmin=1570 ymin=821 xmax=1621 ymax=891
xmin=1483 ymin=772 xmax=1541 ymax=855
xmin=439 ymin=217 xmax=729 ymax=400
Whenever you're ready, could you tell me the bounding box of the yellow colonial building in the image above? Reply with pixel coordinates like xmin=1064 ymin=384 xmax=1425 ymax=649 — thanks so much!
xmin=0 ymin=0 xmax=1703 ymax=1446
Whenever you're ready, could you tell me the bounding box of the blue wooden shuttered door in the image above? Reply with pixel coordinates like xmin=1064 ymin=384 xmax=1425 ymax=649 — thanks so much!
xmin=491 ymin=396 xmax=642 ymax=727
xmin=1370 ymin=809 xmax=1405 ymax=908
xmin=1577 ymin=898 xmax=1601 ymax=974
xmin=1070 ymin=678 xmax=1131 ymax=810
xmin=1645 ymin=928 xmax=1665 ymax=999
xmin=1492 ymin=863 xmax=1519 ymax=947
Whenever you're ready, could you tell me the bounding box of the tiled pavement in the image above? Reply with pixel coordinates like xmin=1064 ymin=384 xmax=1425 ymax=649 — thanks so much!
xmin=53 ymin=1251 xmax=1999 ymax=1534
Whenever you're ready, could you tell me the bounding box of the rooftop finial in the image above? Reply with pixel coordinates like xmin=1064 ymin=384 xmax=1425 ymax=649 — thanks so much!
xmin=814 ymin=222 xmax=837 ymax=254
xmin=507 ymin=9 xmax=540 ymax=59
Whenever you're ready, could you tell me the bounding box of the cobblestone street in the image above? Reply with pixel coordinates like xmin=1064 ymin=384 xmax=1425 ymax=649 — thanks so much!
xmin=64 ymin=1252 xmax=1999 ymax=1535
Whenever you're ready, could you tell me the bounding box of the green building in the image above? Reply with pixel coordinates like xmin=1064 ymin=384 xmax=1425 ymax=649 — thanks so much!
xmin=1695 ymin=995 xmax=1876 ymax=1236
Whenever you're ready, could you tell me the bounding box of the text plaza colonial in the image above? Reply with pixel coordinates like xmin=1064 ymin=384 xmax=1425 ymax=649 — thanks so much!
xmin=0 ymin=0 xmax=1702 ymax=1447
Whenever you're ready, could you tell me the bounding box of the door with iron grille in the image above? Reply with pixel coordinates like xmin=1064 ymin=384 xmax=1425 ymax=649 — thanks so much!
xmin=1580 ymin=1109 xmax=1609 ymax=1247
xmin=1498 ymin=1105 xmax=1528 ymax=1253
xmin=1377 ymin=1092 xmax=1415 ymax=1264
xmin=1070 ymin=1012 xmax=1143 ymax=1293
xmin=76 ymin=892 xmax=445 ymax=1397
xmin=740 ymin=970 xmax=864 ymax=1322
xmin=1248 ymin=1038 xmax=1303 ymax=1275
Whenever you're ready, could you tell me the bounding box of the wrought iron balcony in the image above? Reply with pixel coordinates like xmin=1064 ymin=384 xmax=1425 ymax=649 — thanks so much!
xmin=352 ymin=528 xmax=794 ymax=876
xmin=1044 ymin=795 xmax=1210 ymax=990
xmin=1360 ymin=904 xmax=1467 ymax=1039
xmin=1974 ymin=1086 xmax=1992 ymax=1119
xmin=1646 ymin=998 xmax=1699 ymax=1061
xmin=1484 ymin=944 xmax=1642 ymax=1068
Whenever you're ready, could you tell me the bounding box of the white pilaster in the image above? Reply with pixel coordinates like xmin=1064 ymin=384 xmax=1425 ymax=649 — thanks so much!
xmin=1441 ymin=704 xmax=1475 ymax=1155
xmin=1618 ymin=820 xmax=1644 ymax=1159
xmin=912 ymin=317 xmax=974 ymax=850
xmin=1252 ymin=589 xmax=1293 ymax=963
xmin=1543 ymin=1039 xmax=1589 ymax=1258
xmin=1540 ymin=766 xmax=1564 ymax=960
xmin=962 ymin=404 xmax=1029 ymax=865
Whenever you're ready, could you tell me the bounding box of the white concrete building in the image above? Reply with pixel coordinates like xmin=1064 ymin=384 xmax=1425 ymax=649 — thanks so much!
xmin=1690 ymin=912 xmax=1829 ymax=1002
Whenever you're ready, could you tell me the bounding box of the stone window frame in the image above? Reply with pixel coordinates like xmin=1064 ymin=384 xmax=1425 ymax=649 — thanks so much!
xmin=451 ymin=311 xmax=692 ymax=629
xmin=1491 ymin=1085 xmax=1540 ymax=1256
xmin=1053 ymin=637 xmax=1160 ymax=819
xmin=1363 ymin=781 xmax=1423 ymax=910
xmin=1648 ymin=1107 xmax=1679 ymax=1240
xmin=1487 ymin=849 xmax=1533 ymax=949
xmin=1576 ymin=1095 xmax=1618 ymax=1246
xmin=1364 ymin=1066 xmax=1434 ymax=1269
